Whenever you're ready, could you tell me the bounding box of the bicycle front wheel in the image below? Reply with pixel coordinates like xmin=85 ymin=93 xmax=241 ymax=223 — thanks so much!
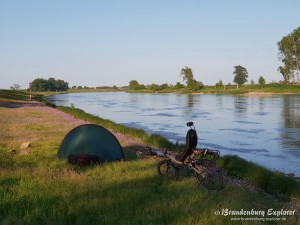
xmin=157 ymin=159 xmax=178 ymax=180
xmin=194 ymin=159 xmax=223 ymax=191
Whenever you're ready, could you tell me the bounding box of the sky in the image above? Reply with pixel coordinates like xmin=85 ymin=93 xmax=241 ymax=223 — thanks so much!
xmin=0 ymin=0 xmax=299 ymax=89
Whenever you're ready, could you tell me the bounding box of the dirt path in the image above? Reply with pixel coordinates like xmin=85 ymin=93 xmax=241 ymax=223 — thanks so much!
xmin=0 ymin=100 xmax=143 ymax=152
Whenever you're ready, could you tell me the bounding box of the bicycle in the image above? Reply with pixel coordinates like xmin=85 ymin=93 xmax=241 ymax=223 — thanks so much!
xmin=157 ymin=122 xmax=224 ymax=191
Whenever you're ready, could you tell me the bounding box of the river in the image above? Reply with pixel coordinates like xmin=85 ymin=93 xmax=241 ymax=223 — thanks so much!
xmin=46 ymin=92 xmax=300 ymax=176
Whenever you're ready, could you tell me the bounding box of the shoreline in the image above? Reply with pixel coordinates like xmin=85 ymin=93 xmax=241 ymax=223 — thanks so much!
xmin=41 ymin=89 xmax=300 ymax=99
xmin=12 ymin=82 xmax=300 ymax=96
xmin=2 ymin=98 xmax=299 ymax=179
xmin=0 ymin=91 xmax=300 ymax=221
xmin=241 ymin=91 xmax=300 ymax=96
xmin=45 ymin=91 xmax=300 ymax=177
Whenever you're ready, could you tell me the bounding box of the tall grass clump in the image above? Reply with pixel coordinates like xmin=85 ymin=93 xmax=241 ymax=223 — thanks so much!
xmin=219 ymin=155 xmax=300 ymax=201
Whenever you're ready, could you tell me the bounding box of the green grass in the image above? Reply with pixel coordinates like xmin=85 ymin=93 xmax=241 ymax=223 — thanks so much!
xmin=5 ymin=82 xmax=298 ymax=96
xmin=126 ymin=83 xmax=300 ymax=94
xmin=0 ymin=148 xmax=292 ymax=225
xmin=0 ymin=90 xmax=30 ymax=102
xmin=219 ymin=156 xmax=300 ymax=202
xmin=58 ymin=106 xmax=179 ymax=150
xmin=0 ymin=90 xmax=299 ymax=225
xmin=82 ymin=83 xmax=300 ymax=95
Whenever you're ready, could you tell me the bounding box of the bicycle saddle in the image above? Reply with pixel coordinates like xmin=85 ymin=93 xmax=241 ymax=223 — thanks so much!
xmin=177 ymin=128 xmax=198 ymax=161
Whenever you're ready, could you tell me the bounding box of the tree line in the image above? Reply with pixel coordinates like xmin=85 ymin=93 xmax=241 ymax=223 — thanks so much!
xmin=30 ymin=78 xmax=69 ymax=92
xmin=128 ymin=65 xmax=267 ymax=91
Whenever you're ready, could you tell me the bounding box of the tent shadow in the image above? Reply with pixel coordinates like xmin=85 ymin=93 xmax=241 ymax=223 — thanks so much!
xmin=0 ymin=101 xmax=49 ymax=108
xmin=67 ymin=144 xmax=159 ymax=173
xmin=63 ymin=144 xmax=166 ymax=177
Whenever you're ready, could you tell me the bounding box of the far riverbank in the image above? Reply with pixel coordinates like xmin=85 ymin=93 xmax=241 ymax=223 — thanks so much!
xmin=27 ymin=83 xmax=300 ymax=96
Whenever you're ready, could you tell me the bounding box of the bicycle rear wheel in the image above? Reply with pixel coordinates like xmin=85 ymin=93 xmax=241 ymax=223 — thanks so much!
xmin=194 ymin=159 xmax=223 ymax=191
xmin=157 ymin=159 xmax=178 ymax=180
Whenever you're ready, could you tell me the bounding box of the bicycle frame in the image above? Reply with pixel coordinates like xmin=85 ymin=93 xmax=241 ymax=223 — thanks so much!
xmin=161 ymin=148 xmax=220 ymax=165
xmin=156 ymin=122 xmax=223 ymax=190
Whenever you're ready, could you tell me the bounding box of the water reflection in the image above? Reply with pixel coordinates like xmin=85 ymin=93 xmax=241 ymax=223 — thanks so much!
xmin=187 ymin=94 xmax=195 ymax=108
xmin=283 ymin=95 xmax=300 ymax=128
xmin=281 ymin=95 xmax=300 ymax=151
xmin=234 ymin=96 xmax=247 ymax=113
xmin=46 ymin=93 xmax=300 ymax=176
xmin=258 ymin=97 xmax=266 ymax=112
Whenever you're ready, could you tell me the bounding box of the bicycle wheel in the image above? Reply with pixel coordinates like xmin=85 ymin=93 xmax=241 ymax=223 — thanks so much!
xmin=157 ymin=160 xmax=178 ymax=180
xmin=194 ymin=159 xmax=223 ymax=191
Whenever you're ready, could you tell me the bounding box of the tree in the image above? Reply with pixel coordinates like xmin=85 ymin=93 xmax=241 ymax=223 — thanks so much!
xmin=128 ymin=80 xmax=145 ymax=90
xmin=180 ymin=66 xmax=203 ymax=91
xmin=258 ymin=76 xmax=266 ymax=85
xmin=277 ymin=27 xmax=300 ymax=83
xmin=129 ymin=80 xmax=139 ymax=89
xmin=159 ymin=83 xmax=169 ymax=90
xmin=278 ymin=65 xmax=292 ymax=83
xmin=175 ymin=82 xmax=184 ymax=89
xmin=148 ymin=83 xmax=160 ymax=92
xmin=55 ymin=79 xmax=69 ymax=91
xmin=180 ymin=66 xmax=195 ymax=88
xmin=10 ymin=84 xmax=20 ymax=90
xmin=215 ymin=80 xmax=223 ymax=88
xmin=192 ymin=81 xmax=204 ymax=91
xmin=31 ymin=78 xmax=48 ymax=91
xmin=233 ymin=65 xmax=248 ymax=88
xmin=48 ymin=77 xmax=56 ymax=91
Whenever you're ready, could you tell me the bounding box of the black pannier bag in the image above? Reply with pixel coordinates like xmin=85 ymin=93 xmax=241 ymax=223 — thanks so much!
xmin=68 ymin=154 xmax=102 ymax=166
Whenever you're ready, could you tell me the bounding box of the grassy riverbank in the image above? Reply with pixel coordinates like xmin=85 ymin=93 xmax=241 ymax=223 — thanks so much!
xmin=126 ymin=83 xmax=300 ymax=95
xmin=55 ymin=99 xmax=300 ymax=202
xmin=17 ymin=83 xmax=300 ymax=96
xmin=0 ymin=90 xmax=299 ymax=225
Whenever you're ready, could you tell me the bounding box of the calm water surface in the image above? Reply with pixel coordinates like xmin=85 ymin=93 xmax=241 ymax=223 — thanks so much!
xmin=46 ymin=92 xmax=300 ymax=176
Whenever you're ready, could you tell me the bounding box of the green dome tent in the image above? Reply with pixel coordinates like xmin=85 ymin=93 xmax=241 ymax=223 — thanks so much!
xmin=58 ymin=124 xmax=124 ymax=164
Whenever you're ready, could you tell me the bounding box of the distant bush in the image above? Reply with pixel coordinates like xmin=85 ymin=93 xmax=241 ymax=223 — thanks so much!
xmin=175 ymin=82 xmax=185 ymax=89
xmin=128 ymin=80 xmax=146 ymax=90
xmin=191 ymin=81 xmax=204 ymax=91
xmin=258 ymin=76 xmax=266 ymax=85
xmin=215 ymin=80 xmax=223 ymax=88
xmin=148 ymin=83 xmax=160 ymax=92
xmin=148 ymin=83 xmax=170 ymax=92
